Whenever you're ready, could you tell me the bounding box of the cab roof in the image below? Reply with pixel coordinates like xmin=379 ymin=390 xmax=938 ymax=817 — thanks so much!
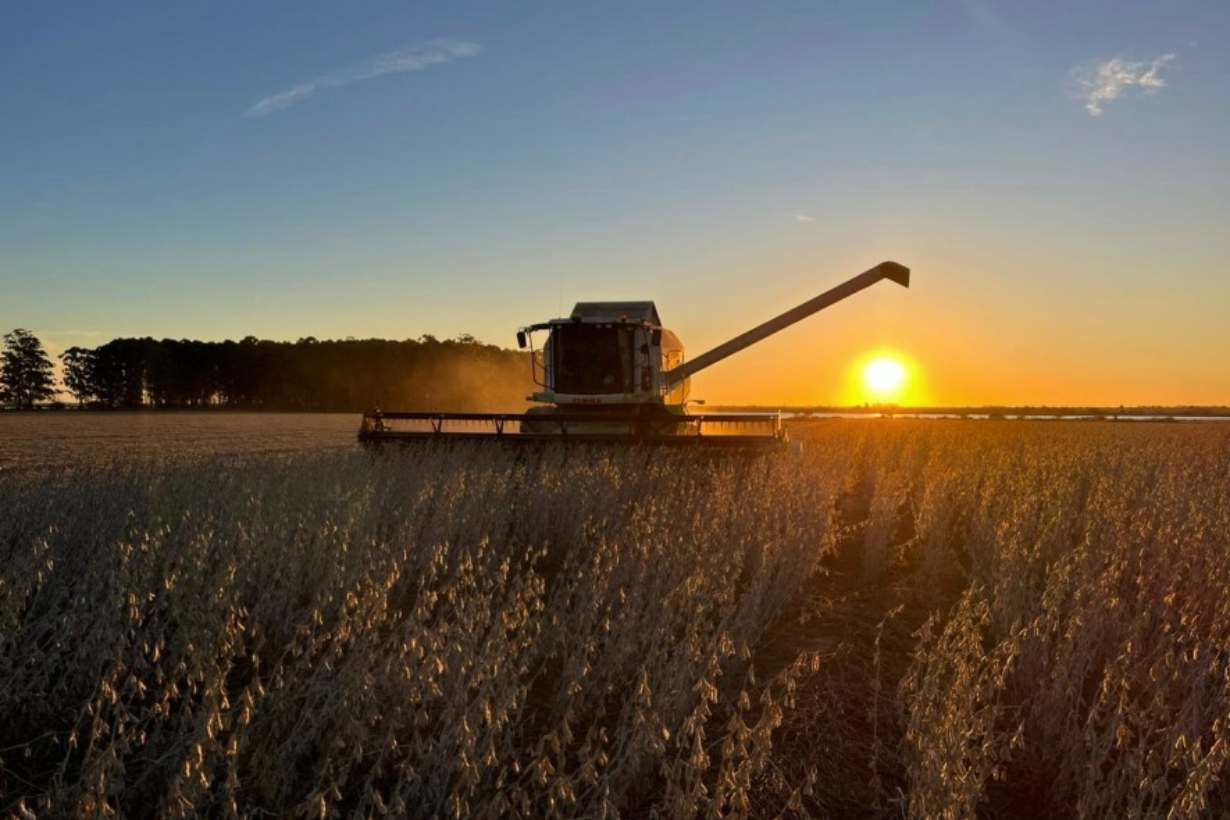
xmin=568 ymin=301 xmax=661 ymax=325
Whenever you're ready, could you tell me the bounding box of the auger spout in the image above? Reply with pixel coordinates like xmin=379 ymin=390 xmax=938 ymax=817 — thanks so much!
xmin=662 ymin=261 xmax=909 ymax=388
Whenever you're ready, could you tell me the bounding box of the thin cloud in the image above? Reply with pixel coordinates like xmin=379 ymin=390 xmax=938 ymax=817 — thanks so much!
xmin=48 ymin=330 xmax=108 ymax=338
xmin=792 ymin=214 xmax=815 ymax=223
xmin=1071 ymin=53 xmax=1175 ymax=116
xmin=245 ymin=38 xmax=481 ymax=118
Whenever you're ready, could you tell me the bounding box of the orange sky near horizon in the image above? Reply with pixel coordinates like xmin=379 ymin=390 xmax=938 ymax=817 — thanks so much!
xmin=657 ymin=244 xmax=1230 ymax=409
xmin=31 ymin=242 xmax=1230 ymax=410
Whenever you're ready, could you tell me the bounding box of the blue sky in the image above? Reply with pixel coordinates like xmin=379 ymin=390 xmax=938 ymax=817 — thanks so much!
xmin=2 ymin=0 xmax=1227 ymax=404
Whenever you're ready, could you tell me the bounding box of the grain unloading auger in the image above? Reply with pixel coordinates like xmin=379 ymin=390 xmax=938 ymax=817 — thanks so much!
xmin=359 ymin=261 xmax=909 ymax=449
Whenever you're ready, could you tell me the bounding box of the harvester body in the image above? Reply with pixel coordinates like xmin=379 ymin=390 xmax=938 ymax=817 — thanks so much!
xmin=359 ymin=261 xmax=909 ymax=448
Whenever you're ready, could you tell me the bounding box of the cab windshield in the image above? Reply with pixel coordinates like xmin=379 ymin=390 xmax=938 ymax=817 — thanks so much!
xmin=552 ymin=324 xmax=634 ymax=394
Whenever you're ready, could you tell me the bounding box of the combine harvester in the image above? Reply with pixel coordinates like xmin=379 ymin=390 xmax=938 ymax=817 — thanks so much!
xmin=359 ymin=261 xmax=910 ymax=450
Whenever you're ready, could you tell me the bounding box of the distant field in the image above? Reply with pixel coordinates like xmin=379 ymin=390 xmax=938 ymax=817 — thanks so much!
xmin=2 ymin=421 xmax=1229 ymax=818
xmin=0 ymin=412 xmax=359 ymax=472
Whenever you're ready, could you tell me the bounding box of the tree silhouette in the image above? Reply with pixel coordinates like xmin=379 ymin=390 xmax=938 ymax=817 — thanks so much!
xmin=1 ymin=329 xmax=56 ymax=410
xmin=59 ymin=346 xmax=98 ymax=406
xmin=50 ymin=334 xmax=533 ymax=412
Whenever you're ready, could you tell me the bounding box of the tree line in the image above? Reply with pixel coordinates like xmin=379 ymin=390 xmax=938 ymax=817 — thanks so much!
xmin=1 ymin=329 xmax=534 ymax=412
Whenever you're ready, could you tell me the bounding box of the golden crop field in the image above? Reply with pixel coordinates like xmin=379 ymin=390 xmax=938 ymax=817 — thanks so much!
xmin=2 ymin=420 xmax=1229 ymax=819
xmin=0 ymin=413 xmax=358 ymax=473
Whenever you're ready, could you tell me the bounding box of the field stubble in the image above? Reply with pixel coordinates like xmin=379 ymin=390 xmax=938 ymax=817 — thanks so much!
xmin=2 ymin=420 xmax=1229 ymax=819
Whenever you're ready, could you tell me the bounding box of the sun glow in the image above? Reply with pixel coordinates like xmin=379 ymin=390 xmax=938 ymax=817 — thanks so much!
xmin=860 ymin=355 xmax=910 ymax=404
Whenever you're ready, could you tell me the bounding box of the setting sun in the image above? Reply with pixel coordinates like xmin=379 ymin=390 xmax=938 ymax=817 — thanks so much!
xmin=861 ymin=355 xmax=910 ymax=403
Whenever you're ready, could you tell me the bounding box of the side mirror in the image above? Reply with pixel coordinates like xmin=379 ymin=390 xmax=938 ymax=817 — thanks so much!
xmin=650 ymin=329 xmax=662 ymax=347
xmin=516 ymin=331 xmax=528 ymax=350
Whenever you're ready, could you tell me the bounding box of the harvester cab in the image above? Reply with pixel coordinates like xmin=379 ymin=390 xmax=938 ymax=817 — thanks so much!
xmin=360 ymin=261 xmax=910 ymax=449
xmin=517 ymin=301 xmax=690 ymax=408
